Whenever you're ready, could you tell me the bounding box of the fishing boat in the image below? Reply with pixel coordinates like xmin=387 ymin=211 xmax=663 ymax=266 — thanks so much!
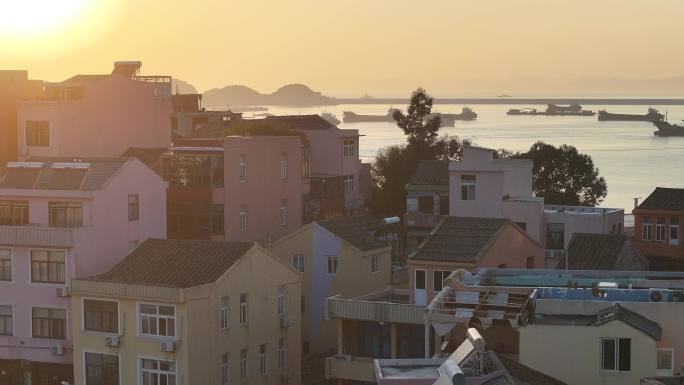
xmin=598 ymin=108 xmax=664 ymax=122
xmin=654 ymin=121 xmax=684 ymax=137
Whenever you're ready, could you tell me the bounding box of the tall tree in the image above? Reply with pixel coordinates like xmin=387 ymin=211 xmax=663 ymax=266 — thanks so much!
xmin=392 ymin=88 xmax=441 ymax=147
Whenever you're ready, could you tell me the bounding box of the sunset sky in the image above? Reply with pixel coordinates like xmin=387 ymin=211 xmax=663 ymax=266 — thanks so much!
xmin=1 ymin=0 xmax=682 ymax=97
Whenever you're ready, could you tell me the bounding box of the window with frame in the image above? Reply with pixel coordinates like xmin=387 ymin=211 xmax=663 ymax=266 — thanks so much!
xmin=343 ymin=139 xmax=355 ymax=157
xmin=670 ymin=218 xmax=680 ymax=246
xmin=0 ymin=200 xmax=29 ymax=225
xmin=48 ymin=201 xmax=83 ymax=228
xmin=30 ymin=250 xmax=66 ymax=284
xmin=277 ymin=286 xmax=286 ymax=315
xmin=141 ymin=358 xmax=176 ymax=385
xmin=292 ymin=254 xmax=304 ymax=273
xmin=211 ymin=156 xmax=225 ymax=188
xmin=327 ymin=255 xmax=338 ymax=275
xmin=239 ymin=293 xmax=248 ymax=325
xmin=601 ymin=338 xmax=630 ymax=371
xmin=643 ymin=217 xmax=653 ymax=241
xmin=460 ymin=175 xmax=476 ymax=201
xmin=221 ymin=354 xmax=229 ymax=385
xmin=211 ymin=204 xmax=225 ymax=236
xmin=32 ymin=307 xmax=66 ymax=339
xmin=0 ymin=305 xmax=12 ymax=336
xmin=657 ymin=217 xmax=666 ymax=242
xmin=278 ymin=339 xmax=286 ymax=369
xmin=546 ymin=223 xmax=565 ymax=252
xmin=280 ymin=199 xmax=288 ymax=226
xmin=280 ymin=154 xmax=288 ymax=179
xmin=26 ymin=121 xmax=50 ymax=147
xmin=128 ymin=194 xmax=139 ymax=221
xmin=220 ymin=296 xmax=229 ymax=329
xmin=239 ymin=155 xmax=247 ymax=183
xmin=84 ymin=299 xmax=118 ymax=333
xmin=0 ymin=249 xmax=11 ymax=281
xmin=344 ymin=175 xmax=354 ymax=193
xmin=259 ymin=344 xmax=267 ymax=375
xmin=240 ymin=205 xmax=247 ymax=232
xmin=657 ymin=348 xmax=674 ymax=376
xmin=140 ymin=304 xmax=175 ymax=338
xmin=371 ymin=255 xmax=379 ymax=273
xmin=433 ymin=270 xmax=453 ymax=292
xmin=240 ymin=349 xmax=248 ymax=381
xmin=85 ymin=352 xmax=120 ymax=385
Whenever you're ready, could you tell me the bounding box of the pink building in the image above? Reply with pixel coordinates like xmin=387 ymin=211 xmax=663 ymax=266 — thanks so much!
xmin=0 ymin=157 xmax=167 ymax=384
xmin=17 ymin=61 xmax=172 ymax=160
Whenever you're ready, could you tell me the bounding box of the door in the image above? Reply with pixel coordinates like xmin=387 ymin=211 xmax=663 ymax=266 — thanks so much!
xmin=414 ymin=269 xmax=427 ymax=305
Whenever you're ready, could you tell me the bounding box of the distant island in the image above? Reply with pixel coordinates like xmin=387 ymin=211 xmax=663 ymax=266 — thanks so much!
xmin=171 ymin=78 xmax=198 ymax=94
xmin=202 ymin=83 xmax=336 ymax=107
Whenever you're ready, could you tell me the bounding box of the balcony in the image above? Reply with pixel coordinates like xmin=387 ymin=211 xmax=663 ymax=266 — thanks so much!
xmin=325 ymin=355 xmax=376 ymax=382
xmin=326 ymin=290 xmax=426 ymax=325
xmin=404 ymin=212 xmax=442 ymax=228
xmin=0 ymin=226 xmax=73 ymax=248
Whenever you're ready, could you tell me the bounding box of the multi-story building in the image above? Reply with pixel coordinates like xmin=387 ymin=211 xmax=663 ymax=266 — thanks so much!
xmin=70 ymin=238 xmax=302 ymax=385
xmin=16 ymin=61 xmax=173 ymax=160
xmin=170 ymin=93 xmax=243 ymax=137
xmin=0 ymin=70 xmax=43 ymax=168
xmin=633 ymin=187 xmax=684 ymax=270
xmin=0 ymin=157 xmax=167 ymax=384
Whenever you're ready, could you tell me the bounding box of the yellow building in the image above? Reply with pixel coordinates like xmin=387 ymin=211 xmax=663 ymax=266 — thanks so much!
xmin=70 ymin=238 xmax=301 ymax=385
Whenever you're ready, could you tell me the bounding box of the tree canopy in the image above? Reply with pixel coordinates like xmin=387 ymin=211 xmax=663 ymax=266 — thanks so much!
xmin=392 ymin=88 xmax=441 ymax=146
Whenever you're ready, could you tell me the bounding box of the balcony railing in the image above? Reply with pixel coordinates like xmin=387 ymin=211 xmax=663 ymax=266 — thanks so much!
xmin=326 ymin=294 xmax=426 ymax=325
xmin=325 ymin=355 xmax=376 ymax=382
xmin=0 ymin=226 xmax=73 ymax=248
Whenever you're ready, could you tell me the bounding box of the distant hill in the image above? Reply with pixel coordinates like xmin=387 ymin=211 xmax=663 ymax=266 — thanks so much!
xmin=171 ymin=78 xmax=198 ymax=94
xmin=202 ymin=83 xmax=336 ymax=107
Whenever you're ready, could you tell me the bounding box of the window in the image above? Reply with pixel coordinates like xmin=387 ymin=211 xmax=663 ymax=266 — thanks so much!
xmin=140 ymin=304 xmax=175 ymax=338
xmin=240 ymin=206 xmax=247 ymax=232
xmin=433 ymin=270 xmax=452 ymax=292
xmin=127 ymin=194 xmax=139 ymax=221
xmin=439 ymin=195 xmax=449 ymax=215
xmin=292 ymin=254 xmax=304 ymax=273
xmin=280 ymin=199 xmax=288 ymax=226
xmin=240 ymin=349 xmax=248 ymax=381
xmin=141 ymin=358 xmax=176 ymax=385
xmin=0 ymin=249 xmax=11 ymax=281
xmin=601 ymin=338 xmax=630 ymax=371
xmin=278 ymin=339 xmax=286 ymax=369
xmin=221 ymin=354 xmax=229 ymax=385
xmin=371 ymin=255 xmax=380 ymax=273
xmin=415 ymin=269 xmax=426 ymax=290
xmin=84 ymin=299 xmax=118 ymax=333
xmin=526 ymin=256 xmax=536 ymax=269
xmin=670 ymin=218 xmax=680 ymax=246
xmin=344 ymin=175 xmax=354 ymax=193
xmin=546 ymin=223 xmax=565 ymax=252
xmin=220 ymin=297 xmax=229 ymax=329
xmin=239 ymin=155 xmax=247 ymax=182
xmin=657 ymin=348 xmax=675 ymax=376
xmin=239 ymin=293 xmax=247 ymax=325
xmin=327 ymin=255 xmax=338 ymax=275
xmin=277 ymin=286 xmax=286 ymax=315
xmin=259 ymin=344 xmax=267 ymax=375
xmin=0 ymin=305 xmax=12 ymax=336
xmin=85 ymin=352 xmax=119 ymax=385
xmin=301 ymin=148 xmax=311 ymax=179
xmin=343 ymin=139 xmax=355 ymax=157
xmin=48 ymin=201 xmax=83 ymax=228
xmin=657 ymin=217 xmax=666 ymax=242
xmin=30 ymin=250 xmax=66 ymax=284
xmin=280 ymin=154 xmax=288 ymax=179
xmin=32 ymin=307 xmax=66 ymax=339
xmin=211 ymin=156 xmax=225 ymax=188
xmin=26 ymin=121 xmax=50 ymax=146
xmin=417 ymin=196 xmax=434 ymax=214
xmin=460 ymin=175 xmax=476 ymax=200
xmin=211 ymin=204 xmax=225 ymax=236
xmin=643 ymin=217 xmax=653 ymax=241
xmin=0 ymin=200 xmax=29 ymax=225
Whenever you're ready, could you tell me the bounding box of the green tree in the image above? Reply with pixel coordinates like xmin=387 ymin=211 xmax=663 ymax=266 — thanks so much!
xmin=392 ymin=88 xmax=441 ymax=147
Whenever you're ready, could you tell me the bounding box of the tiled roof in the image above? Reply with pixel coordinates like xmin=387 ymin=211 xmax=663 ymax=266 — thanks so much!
xmin=408 ymin=160 xmax=450 ymax=186
xmin=86 ymin=238 xmax=253 ymax=288
xmin=121 ymin=147 xmax=166 ymax=175
xmin=0 ymin=157 xmax=128 ymax=191
xmin=559 ymin=233 xmax=649 ymax=271
xmin=317 ymin=214 xmax=389 ymax=251
xmin=410 ymin=217 xmax=508 ymax=263
xmin=637 ymin=187 xmax=684 ymax=211
xmin=264 ymin=115 xmax=337 ymax=130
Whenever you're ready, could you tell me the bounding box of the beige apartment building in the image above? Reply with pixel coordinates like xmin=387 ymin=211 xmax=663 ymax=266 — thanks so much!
xmin=70 ymin=238 xmax=301 ymax=385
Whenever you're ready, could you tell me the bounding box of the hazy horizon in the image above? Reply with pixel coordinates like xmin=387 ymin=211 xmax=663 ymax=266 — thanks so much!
xmin=2 ymin=0 xmax=683 ymax=97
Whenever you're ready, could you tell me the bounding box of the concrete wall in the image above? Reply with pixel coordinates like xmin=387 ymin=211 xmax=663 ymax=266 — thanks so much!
xmin=449 ymin=169 xmax=504 ymax=218
xmin=519 ymin=321 xmax=657 ymax=385
xmin=503 ymin=199 xmax=544 ymax=243
xmin=544 ymin=208 xmax=625 ymax=250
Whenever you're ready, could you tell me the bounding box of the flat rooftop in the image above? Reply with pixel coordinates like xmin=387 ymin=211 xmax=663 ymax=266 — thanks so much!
xmin=376 ymin=359 xmax=444 ymax=379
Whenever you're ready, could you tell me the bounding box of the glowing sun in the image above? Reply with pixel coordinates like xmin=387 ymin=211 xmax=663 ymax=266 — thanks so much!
xmin=0 ymin=0 xmax=91 ymax=36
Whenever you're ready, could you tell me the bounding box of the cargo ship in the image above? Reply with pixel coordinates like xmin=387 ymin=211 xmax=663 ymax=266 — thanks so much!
xmin=507 ymin=104 xmax=595 ymax=116
xmin=598 ymin=108 xmax=664 ymax=122
xmin=654 ymin=121 xmax=684 ymax=137
xmin=441 ymin=106 xmax=478 ymax=121
xmin=342 ymin=109 xmax=399 ymax=123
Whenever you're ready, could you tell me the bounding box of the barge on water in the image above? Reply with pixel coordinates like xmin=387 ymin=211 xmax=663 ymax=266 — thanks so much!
xmin=507 ymin=103 xmax=595 ymax=116
xmin=598 ymin=108 xmax=664 ymax=122
xmin=654 ymin=121 xmax=684 ymax=137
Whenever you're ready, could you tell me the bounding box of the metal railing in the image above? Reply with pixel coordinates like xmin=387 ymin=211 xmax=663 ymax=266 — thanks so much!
xmin=326 ymin=294 xmax=425 ymax=324
xmin=0 ymin=226 xmax=73 ymax=248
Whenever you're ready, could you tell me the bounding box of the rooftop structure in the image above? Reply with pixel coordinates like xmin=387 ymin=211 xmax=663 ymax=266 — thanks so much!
xmin=558 ymin=233 xmax=649 ymax=270
xmin=633 ymin=187 xmax=684 ymax=270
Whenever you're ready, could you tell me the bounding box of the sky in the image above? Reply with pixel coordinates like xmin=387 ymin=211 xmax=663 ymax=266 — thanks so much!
xmin=1 ymin=0 xmax=683 ymax=97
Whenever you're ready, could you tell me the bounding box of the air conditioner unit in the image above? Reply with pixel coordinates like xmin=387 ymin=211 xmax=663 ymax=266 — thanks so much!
xmin=650 ymin=289 xmax=665 ymax=303
xmin=51 ymin=344 xmax=64 ymax=356
xmin=56 ymin=286 xmax=70 ymax=297
xmin=105 ymin=335 xmax=120 ymax=347
xmin=160 ymin=341 xmax=176 ymax=352
xmin=279 ymin=316 xmax=292 ymax=329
